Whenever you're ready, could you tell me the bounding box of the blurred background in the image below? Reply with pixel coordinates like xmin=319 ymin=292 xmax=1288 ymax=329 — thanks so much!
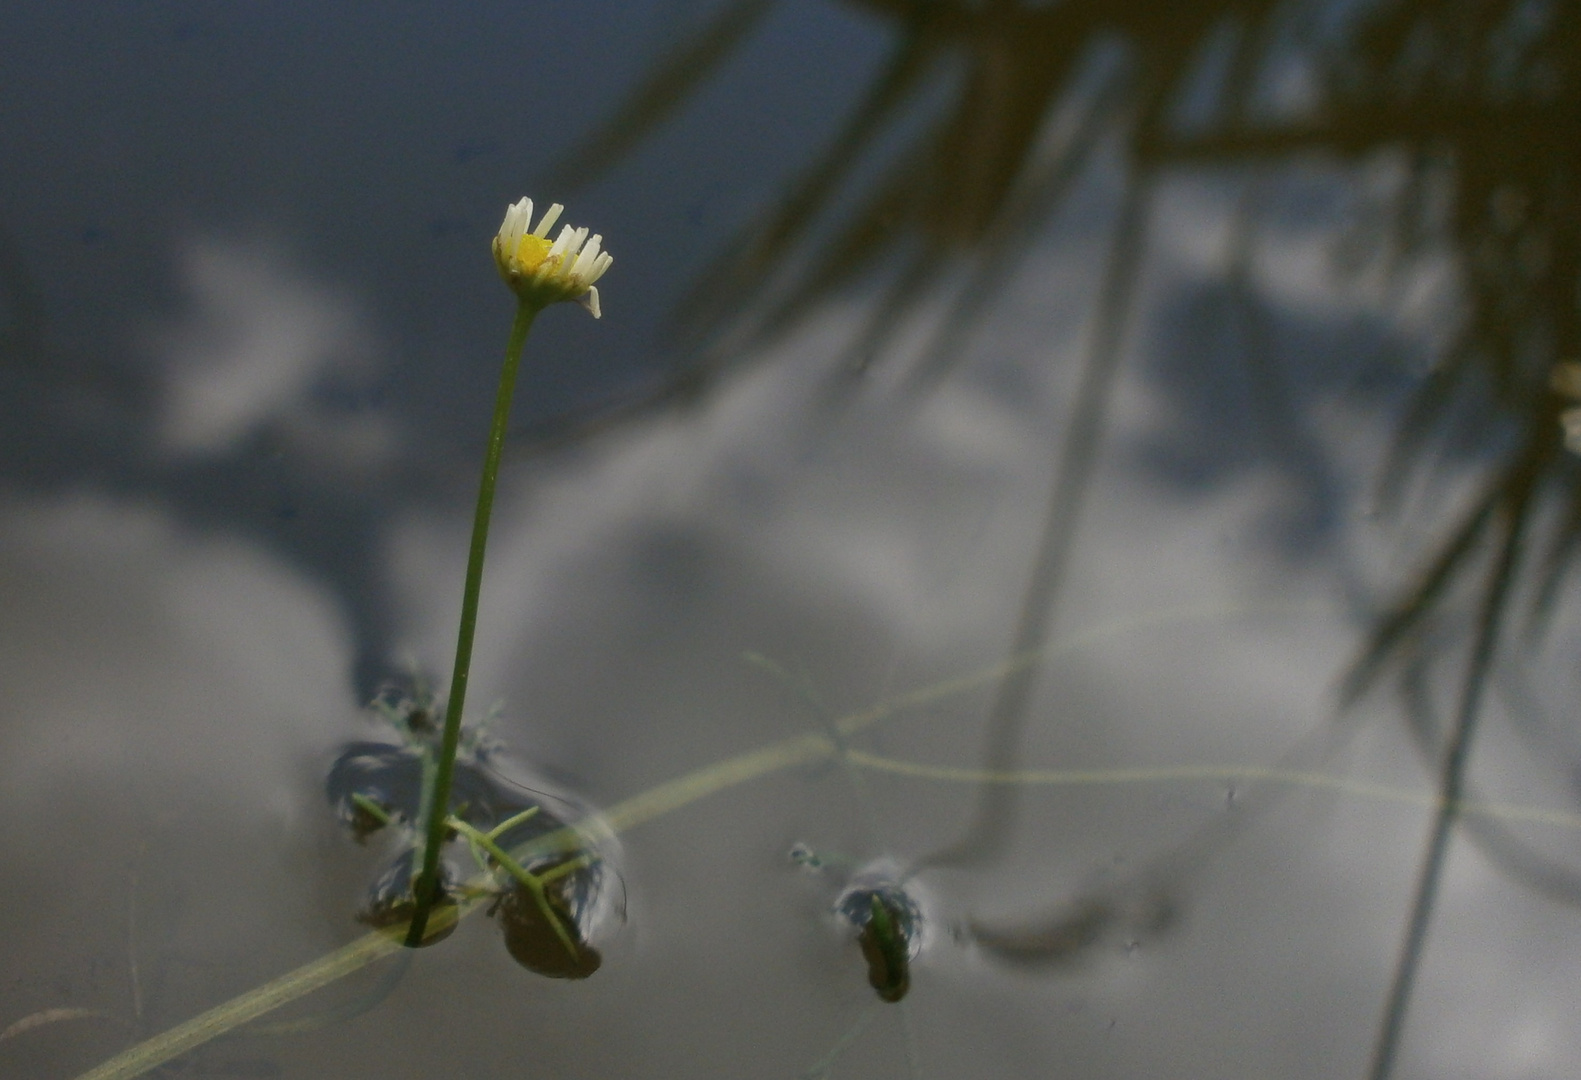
xmin=2 ymin=1 xmax=1580 ymax=1077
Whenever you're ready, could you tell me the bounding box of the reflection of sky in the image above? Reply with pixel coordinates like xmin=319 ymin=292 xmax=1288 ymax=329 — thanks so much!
xmin=4 ymin=4 xmax=1581 ymax=1080
xmin=1 ymin=2 xmax=886 ymax=420
xmin=2 ymin=0 xmax=892 ymax=693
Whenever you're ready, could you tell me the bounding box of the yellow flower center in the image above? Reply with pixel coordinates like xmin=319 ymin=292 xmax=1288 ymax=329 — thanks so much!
xmin=509 ymin=234 xmax=556 ymax=275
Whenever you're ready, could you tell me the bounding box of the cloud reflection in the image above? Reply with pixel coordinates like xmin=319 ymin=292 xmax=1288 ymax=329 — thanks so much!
xmin=6 ymin=192 xmax=1581 ymax=1079
xmin=349 ymin=201 xmax=1573 ymax=1074
xmin=0 ymin=493 xmax=357 ymax=803
xmin=152 ymin=236 xmax=394 ymax=475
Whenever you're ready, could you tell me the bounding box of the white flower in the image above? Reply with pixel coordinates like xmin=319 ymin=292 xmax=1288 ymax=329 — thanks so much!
xmin=491 ymin=197 xmax=613 ymax=317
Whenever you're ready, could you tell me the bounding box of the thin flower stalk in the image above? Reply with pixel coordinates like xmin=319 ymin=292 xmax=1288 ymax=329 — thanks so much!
xmin=405 ymin=199 xmax=612 ymax=947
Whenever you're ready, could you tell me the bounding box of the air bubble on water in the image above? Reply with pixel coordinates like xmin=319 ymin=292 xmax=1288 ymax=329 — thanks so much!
xmin=833 ymin=861 xmax=931 ymax=951
xmin=789 ymin=841 xmax=825 ymax=872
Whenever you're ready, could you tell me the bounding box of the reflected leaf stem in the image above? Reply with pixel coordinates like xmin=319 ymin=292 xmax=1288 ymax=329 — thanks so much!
xmin=1366 ymin=476 xmax=1535 ymax=1080
xmin=911 ymin=166 xmax=1150 ymax=875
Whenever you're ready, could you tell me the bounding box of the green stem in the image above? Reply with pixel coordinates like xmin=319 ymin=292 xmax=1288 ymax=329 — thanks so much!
xmin=463 ymin=806 xmax=539 ymax=873
xmin=487 ymin=805 xmax=542 ymax=840
xmin=406 ymin=300 xmax=538 ymax=947
xmin=445 ymin=817 xmax=588 ymax=959
xmin=444 ymin=818 xmax=545 ymax=893
xmin=349 ymin=793 xmax=394 ymax=828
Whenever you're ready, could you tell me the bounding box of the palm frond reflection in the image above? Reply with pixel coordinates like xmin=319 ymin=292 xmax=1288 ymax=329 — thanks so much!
xmin=538 ymin=2 xmax=1579 ymax=1075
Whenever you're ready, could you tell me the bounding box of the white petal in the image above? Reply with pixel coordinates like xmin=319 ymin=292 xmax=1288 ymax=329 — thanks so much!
xmin=578 ymin=286 xmax=602 ymax=319
xmin=504 ymin=198 xmax=530 ymax=241
xmin=571 ymin=234 xmax=602 ymax=279
xmin=556 ymin=228 xmax=589 ymax=274
xmin=535 ymin=202 xmax=563 ymax=236
xmin=546 ymin=224 xmax=576 ymax=259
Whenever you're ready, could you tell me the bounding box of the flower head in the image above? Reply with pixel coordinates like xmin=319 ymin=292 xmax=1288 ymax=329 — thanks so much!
xmin=492 ymin=197 xmax=613 ymax=317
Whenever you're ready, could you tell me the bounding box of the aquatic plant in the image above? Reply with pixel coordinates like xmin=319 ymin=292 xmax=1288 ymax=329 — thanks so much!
xmin=835 ymin=861 xmax=928 ymax=1004
xmin=403 ymin=199 xmax=613 ymax=948
xmin=326 ymin=684 xmax=618 ymax=971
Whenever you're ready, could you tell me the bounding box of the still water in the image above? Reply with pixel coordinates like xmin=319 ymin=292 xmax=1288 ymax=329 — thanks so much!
xmin=3 ymin=2 xmax=1580 ymax=1078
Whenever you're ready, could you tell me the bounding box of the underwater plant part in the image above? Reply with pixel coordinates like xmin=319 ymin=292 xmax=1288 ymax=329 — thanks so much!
xmin=491 ymin=855 xmax=606 ymax=980
xmin=834 ymin=862 xmax=927 ymax=1004
xmin=356 ymin=849 xmax=459 ymax=947
xmin=346 ymin=792 xmax=395 ymax=844
xmin=330 ymin=685 xmax=623 ymax=969
xmin=859 ymin=892 xmax=912 ymax=1003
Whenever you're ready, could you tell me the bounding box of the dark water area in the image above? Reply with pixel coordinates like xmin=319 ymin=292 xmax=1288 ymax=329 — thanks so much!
xmin=3 ymin=1 xmax=1581 ymax=1078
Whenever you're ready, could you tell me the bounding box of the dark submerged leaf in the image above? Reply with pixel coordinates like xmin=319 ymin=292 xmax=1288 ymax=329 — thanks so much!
xmin=493 ymin=870 xmax=603 ymax=979
xmin=356 ymin=850 xmax=457 ymax=947
xmin=858 ymin=893 xmax=912 ymax=1003
xmin=837 ymin=877 xmax=923 ymax=1004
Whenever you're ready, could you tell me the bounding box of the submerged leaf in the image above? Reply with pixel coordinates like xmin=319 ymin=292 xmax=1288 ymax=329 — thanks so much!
xmin=835 ymin=866 xmax=925 ymax=1004
xmin=356 ymin=851 xmax=457 ymax=947
xmin=493 ymin=869 xmax=603 ymax=979
xmin=858 ymin=893 xmax=912 ymax=1003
